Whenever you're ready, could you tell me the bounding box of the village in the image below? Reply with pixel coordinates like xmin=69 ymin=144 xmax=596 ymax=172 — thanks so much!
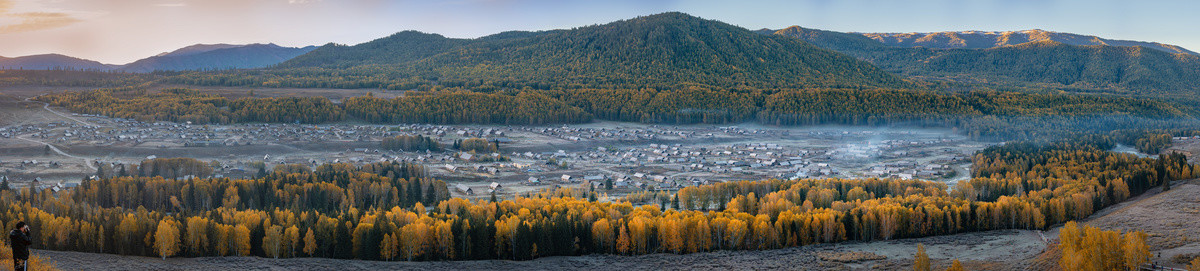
xmin=0 ymin=111 xmax=987 ymax=200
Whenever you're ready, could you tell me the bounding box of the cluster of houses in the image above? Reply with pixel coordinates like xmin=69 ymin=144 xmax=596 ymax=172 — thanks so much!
xmin=443 ymin=129 xmax=982 ymax=197
xmin=518 ymin=172 xmax=703 ymax=192
xmin=5 ymin=111 xmax=988 ymax=201
xmin=4 ymin=115 xmax=492 ymax=149
xmin=518 ymin=125 xmax=710 ymax=142
xmin=454 ymin=182 xmax=504 ymax=196
xmin=431 ymin=126 xmax=979 ymax=199
xmin=860 ymin=161 xmax=957 ymax=180
xmin=0 ymin=175 xmax=78 ymax=191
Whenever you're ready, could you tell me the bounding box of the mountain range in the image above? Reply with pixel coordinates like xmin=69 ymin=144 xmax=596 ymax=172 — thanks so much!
xmin=862 ymin=29 xmax=1197 ymax=55
xmin=210 ymin=12 xmax=912 ymax=90
xmin=244 ymin=13 xmax=1199 ymax=93
xmin=0 ymin=43 xmax=315 ymax=72
xmin=8 ymin=12 xmax=1200 ymax=95
xmin=765 ymin=26 xmax=1200 ymax=93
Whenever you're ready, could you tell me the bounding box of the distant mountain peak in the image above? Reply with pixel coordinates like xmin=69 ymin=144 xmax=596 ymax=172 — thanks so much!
xmin=775 ymin=25 xmax=811 ymax=33
xmin=155 ymin=44 xmax=246 ymax=57
xmin=0 ymin=54 xmax=116 ymax=70
xmin=121 ymin=43 xmax=317 ymax=72
xmin=638 ymin=11 xmax=694 ymax=19
xmin=861 ymin=29 xmax=1196 ymax=55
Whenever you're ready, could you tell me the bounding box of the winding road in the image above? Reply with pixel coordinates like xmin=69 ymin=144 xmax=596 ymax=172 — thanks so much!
xmin=28 ymin=97 xmax=96 ymax=126
xmin=13 ymin=96 xmax=100 ymax=171
xmin=18 ymin=136 xmax=97 ymax=171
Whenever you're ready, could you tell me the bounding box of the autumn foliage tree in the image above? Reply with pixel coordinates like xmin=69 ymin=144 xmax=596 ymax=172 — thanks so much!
xmin=1058 ymin=221 xmax=1151 ymax=270
xmin=303 ymin=228 xmax=317 ymax=256
xmin=154 ymin=218 xmax=181 ymax=260
xmin=946 ymin=259 xmax=964 ymax=271
xmin=913 ymin=244 xmax=930 ymax=271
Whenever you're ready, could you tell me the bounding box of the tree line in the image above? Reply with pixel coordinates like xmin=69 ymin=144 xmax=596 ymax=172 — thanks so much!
xmin=0 ymin=137 xmax=1192 ymax=261
xmin=36 ymin=87 xmax=1187 ymax=128
xmin=1 ymin=161 xmax=447 ymax=259
xmin=37 ymin=88 xmax=593 ymax=125
xmin=344 ymin=91 xmax=591 ymax=125
xmin=33 ymin=85 xmax=1200 ymax=153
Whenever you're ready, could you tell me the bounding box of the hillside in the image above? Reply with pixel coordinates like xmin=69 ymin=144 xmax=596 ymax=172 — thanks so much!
xmin=278 ymin=31 xmax=466 ymax=69
xmin=769 ymin=27 xmax=1200 ymax=93
xmin=177 ymin=12 xmax=913 ymax=90
xmin=760 ymin=26 xmax=889 ymax=53
xmin=921 ymin=41 xmax=1200 ymax=91
xmin=0 ymin=54 xmax=117 ymax=71
xmin=120 ymin=44 xmax=317 ymax=72
xmin=404 ymin=12 xmax=910 ymax=89
xmin=863 ymin=29 xmax=1197 ymax=55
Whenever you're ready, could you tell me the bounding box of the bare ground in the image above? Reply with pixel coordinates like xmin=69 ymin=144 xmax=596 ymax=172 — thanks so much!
xmin=33 ymin=229 xmax=1042 ymax=271
xmin=1081 ymin=180 xmax=1200 ymax=268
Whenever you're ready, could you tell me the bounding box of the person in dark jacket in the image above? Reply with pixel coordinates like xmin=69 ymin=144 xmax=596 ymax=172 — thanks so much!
xmin=9 ymin=221 xmax=31 ymax=271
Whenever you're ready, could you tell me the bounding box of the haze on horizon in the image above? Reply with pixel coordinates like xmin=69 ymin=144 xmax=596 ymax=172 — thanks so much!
xmin=1 ymin=0 xmax=1197 ymax=64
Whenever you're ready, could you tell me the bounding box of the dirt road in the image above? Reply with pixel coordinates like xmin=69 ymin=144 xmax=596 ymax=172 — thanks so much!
xmin=17 ymin=136 xmax=96 ymax=171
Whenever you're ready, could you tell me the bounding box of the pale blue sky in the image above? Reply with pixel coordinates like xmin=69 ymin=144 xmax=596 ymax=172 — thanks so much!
xmin=1 ymin=0 xmax=1195 ymax=64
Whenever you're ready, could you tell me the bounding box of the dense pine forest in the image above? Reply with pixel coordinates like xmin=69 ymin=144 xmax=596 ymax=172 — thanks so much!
xmin=0 ymin=137 xmax=1190 ymax=261
xmin=34 ymin=86 xmax=1200 ymax=153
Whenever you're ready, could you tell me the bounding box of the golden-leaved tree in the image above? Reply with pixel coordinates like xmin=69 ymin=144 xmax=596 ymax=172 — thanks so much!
xmin=303 ymin=228 xmax=318 ymax=256
xmin=1058 ymin=221 xmax=1150 ymax=270
xmin=154 ymin=218 xmax=181 ymax=260
xmin=946 ymin=259 xmax=964 ymax=271
xmin=913 ymin=244 xmax=930 ymax=271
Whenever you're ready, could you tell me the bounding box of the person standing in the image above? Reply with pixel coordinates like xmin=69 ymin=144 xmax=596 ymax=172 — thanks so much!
xmin=8 ymin=221 xmax=31 ymax=271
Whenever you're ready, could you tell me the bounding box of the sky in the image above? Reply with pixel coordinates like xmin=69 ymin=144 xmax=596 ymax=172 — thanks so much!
xmin=1 ymin=0 xmax=1196 ymax=64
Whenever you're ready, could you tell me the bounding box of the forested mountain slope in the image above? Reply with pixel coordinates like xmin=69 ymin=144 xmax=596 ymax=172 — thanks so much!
xmin=768 ymin=27 xmax=1200 ymax=93
xmin=169 ymin=12 xmax=912 ymax=90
